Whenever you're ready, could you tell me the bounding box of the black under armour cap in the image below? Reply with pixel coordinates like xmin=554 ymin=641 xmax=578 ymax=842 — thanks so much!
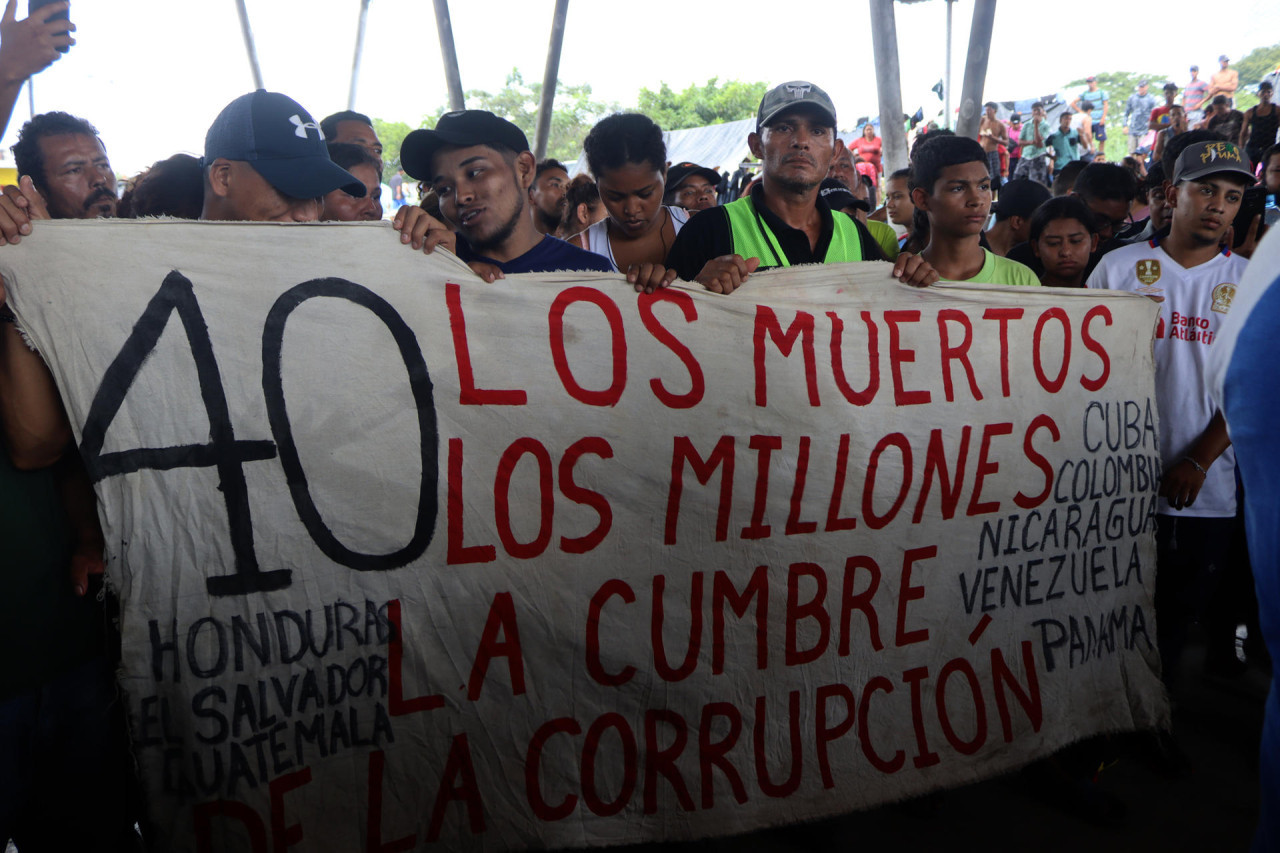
xmin=757 ymin=81 xmax=837 ymax=130
xmin=401 ymin=111 xmax=530 ymax=181
xmin=204 ymin=90 xmax=365 ymax=199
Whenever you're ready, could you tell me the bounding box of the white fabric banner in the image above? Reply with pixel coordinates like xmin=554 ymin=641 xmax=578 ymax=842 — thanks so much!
xmin=2 ymin=220 xmax=1168 ymax=852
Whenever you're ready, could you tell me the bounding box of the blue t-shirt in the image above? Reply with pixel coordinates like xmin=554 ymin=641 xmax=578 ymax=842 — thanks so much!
xmin=460 ymin=234 xmax=613 ymax=274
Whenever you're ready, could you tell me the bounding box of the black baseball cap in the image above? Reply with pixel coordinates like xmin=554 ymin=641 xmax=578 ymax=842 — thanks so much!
xmin=667 ymin=162 xmax=720 ymax=192
xmin=819 ymin=178 xmax=866 ymax=213
xmin=757 ymin=81 xmax=837 ymax=130
xmin=994 ymin=178 xmax=1051 ymax=220
xmin=1173 ymin=140 xmax=1256 ymax=184
xmin=204 ymin=90 xmax=365 ymax=199
xmin=401 ymin=110 xmax=530 ymax=181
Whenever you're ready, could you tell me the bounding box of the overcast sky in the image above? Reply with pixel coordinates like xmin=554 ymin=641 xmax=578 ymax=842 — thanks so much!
xmin=8 ymin=0 xmax=1280 ymax=173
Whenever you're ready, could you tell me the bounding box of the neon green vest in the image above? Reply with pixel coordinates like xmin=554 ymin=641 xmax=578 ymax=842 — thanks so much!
xmin=722 ymin=195 xmax=863 ymax=266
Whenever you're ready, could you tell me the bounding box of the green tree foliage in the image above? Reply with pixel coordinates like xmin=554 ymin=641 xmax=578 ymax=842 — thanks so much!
xmin=371 ymin=118 xmax=417 ymax=175
xmin=636 ymin=78 xmax=769 ymax=131
xmin=432 ymin=69 xmax=618 ymax=162
xmin=1236 ymin=43 xmax=1280 ymax=86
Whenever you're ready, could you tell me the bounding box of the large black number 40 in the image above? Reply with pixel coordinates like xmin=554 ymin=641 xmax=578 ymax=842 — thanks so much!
xmin=79 ymin=271 xmax=437 ymax=596
xmin=262 ymin=278 xmax=438 ymax=573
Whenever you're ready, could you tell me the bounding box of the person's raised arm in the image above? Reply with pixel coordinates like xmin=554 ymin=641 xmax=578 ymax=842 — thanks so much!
xmin=0 ymin=0 xmax=74 ymax=141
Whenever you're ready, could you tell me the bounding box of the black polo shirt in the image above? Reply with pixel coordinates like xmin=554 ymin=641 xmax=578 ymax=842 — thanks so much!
xmin=665 ymin=183 xmax=883 ymax=281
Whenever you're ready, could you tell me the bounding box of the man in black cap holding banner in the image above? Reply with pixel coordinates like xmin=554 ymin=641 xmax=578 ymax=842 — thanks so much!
xmin=400 ymin=110 xmax=612 ymax=275
xmin=664 ymin=80 xmax=937 ymax=292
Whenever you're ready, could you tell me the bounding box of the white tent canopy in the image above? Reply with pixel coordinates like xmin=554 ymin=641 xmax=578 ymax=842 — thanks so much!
xmin=569 ymin=117 xmax=756 ymax=178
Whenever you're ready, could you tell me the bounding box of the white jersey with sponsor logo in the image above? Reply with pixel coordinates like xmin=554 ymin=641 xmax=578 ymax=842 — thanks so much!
xmin=1086 ymin=238 xmax=1246 ymax=517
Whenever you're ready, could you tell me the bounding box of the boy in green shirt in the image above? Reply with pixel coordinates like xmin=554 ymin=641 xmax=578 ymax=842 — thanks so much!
xmin=1013 ymin=103 xmax=1053 ymax=186
xmin=910 ymin=134 xmax=1041 ymax=286
xmin=1045 ymin=111 xmax=1081 ymax=176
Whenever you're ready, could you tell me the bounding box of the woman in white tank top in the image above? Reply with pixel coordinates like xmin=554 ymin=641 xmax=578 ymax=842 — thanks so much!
xmin=582 ymin=113 xmax=686 ymax=291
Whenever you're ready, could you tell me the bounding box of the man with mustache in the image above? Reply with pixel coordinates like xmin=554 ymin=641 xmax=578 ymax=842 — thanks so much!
xmin=320 ymin=109 xmax=384 ymax=168
xmin=1 ymin=117 xmax=137 ymax=849
xmin=528 ymin=158 xmax=569 ymax=235
xmin=11 ymin=111 xmax=117 ymax=219
xmin=400 ymin=110 xmax=612 ymax=275
xmin=665 ymin=80 xmax=936 ymax=293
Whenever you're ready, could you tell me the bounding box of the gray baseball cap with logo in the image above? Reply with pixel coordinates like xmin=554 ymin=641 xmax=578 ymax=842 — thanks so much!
xmin=1173 ymin=140 xmax=1257 ymax=184
xmin=757 ymin=81 xmax=837 ymax=130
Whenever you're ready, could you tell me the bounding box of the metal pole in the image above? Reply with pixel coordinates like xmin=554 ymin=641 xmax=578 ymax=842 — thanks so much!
xmin=432 ymin=0 xmax=465 ymax=111
xmin=234 ymin=0 xmax=265 ymax=90
xmin=26 ymin=78 xmax=34 ymax=118
xmin=944 ymin=0 xmax=953 ymax=129
xmin=532 ymin=0 xmax=570 ymax=160
xmin=868 ymin=0 xmax=909 ymax=177
xmin=347 ymin=0 xmax=372 ymax=110
xmin=954 ymin=0 xmax=997 ymax=140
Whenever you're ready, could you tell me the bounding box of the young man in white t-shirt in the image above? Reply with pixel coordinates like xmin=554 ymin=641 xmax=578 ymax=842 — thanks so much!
xmin=1087 ymin=139 xmax=1254 ymax=683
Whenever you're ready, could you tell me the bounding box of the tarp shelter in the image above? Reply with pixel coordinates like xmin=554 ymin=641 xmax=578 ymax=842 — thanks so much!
xmin=569 ymin=117 xmax=755 ymax=177
xmin=987 ymin=94 xmax=1072 ymax=124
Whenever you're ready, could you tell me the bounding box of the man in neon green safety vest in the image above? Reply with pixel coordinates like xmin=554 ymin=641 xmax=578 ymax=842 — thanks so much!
xmin=665 ymin=80 xmax=938 ymax=293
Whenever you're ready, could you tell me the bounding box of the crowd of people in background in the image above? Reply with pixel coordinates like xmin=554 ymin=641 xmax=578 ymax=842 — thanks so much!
xmin=2 ymin=0 xmax=1280 ymax=847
